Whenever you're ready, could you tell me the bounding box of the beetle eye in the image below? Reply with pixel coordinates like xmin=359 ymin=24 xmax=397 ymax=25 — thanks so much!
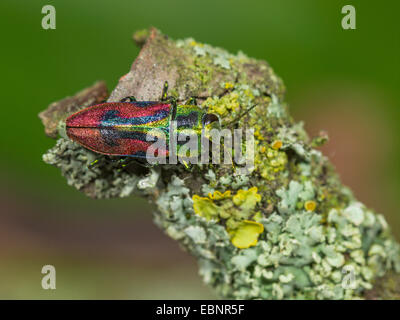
xmin=202 ymin=113 xmax=220 ymax=126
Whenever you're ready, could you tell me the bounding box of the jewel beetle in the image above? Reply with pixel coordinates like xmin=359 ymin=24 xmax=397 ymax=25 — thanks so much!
xmin=65 ymin=82 xmax=220 ymax=159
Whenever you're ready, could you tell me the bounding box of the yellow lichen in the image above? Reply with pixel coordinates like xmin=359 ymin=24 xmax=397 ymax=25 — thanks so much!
xmin=192 ymin=188 xmax=263 ymax=249
xmin=255 ymin=147 xmax=287 ymax=181
xmin=190 ymin=40 xmax=203 ymax=47
xmin=192 ymin=195 xmax=220 ymax=221
xmin=208 ymin=190 xmax=231 ymax=200
xmin=203 ymin=92 xmax=240 ymax=117
xmin=224 ymin=82 xmax=234 ymax=89
xmin=230 ymin=220 xmax=264 ymax=249
xmin=252 ymin=211 xmax=263 ymax=222
xmin=233 ymin=187 xmax=261 ymax=210
xmin=305 ymin=200 xmax=317 ymax=212
xmin=243 ymin=89 xmax=255 ymax=100
xmin=271 ymin=140 xmax=283 ymax=150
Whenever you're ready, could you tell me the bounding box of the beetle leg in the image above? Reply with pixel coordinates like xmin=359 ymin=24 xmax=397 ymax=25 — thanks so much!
xmin=120 ymin=96 xmax=137 ymax=102
xmin=160 ymin=80 xmax=178 ymax=120
xmin=161 ymin=81 xmax=176 ymax=102
xmin=161 ymin=81 xmax=169 ymax=101
xmin=112 ymin=157 xmax=145 ymax=172
xmin=134 ymin=158 xmax=155 ymax=168
xmin=186 ymin=97 xmax=197 ymax=105
xmin=166 ymin=96 xmax=177 ymax=107
xmin=116 ymin=157 xmax=155 ymax=171
xmin=88 ymin=158 xmax=100 ymax=170
xmin=115 ymin=158 xmax=131 ymax=172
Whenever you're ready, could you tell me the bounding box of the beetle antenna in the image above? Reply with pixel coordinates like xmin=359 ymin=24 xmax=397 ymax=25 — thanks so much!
xmin=225 ymin=104 xmax=258 ymax=126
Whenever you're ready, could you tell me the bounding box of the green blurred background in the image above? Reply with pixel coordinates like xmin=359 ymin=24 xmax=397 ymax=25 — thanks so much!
xmin=0 ymin=0 xmax=399 ymax=299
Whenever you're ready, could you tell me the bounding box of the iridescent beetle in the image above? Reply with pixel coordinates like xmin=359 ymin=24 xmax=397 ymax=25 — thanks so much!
xmin=66 ymin=82 xmax=220 ymax=162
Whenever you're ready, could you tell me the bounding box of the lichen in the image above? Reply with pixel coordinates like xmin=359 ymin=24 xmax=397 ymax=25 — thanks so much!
xmin=230 ymin=220 xmax=264 ymax=249
xmin=42 ymin=138 xmax=153 ymax=198
xmin=41 ymin=28 xmax=400 ymax=299
xmin=192 ymin=187 xmax=264 ymax=248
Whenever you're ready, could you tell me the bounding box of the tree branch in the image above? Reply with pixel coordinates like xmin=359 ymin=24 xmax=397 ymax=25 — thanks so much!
xmin=39 ymin=28 xmax=400 ymax=299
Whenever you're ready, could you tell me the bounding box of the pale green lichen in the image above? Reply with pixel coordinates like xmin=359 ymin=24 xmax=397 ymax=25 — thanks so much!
xmin=154 ymin=171 xmax=399 ymax=299
xmin=42 ymin=138 xmax=156 ymax=198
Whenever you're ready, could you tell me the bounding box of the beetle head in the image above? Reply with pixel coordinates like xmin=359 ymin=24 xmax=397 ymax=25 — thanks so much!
xmin=202 ymin=113 xmax=220 ymax=129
